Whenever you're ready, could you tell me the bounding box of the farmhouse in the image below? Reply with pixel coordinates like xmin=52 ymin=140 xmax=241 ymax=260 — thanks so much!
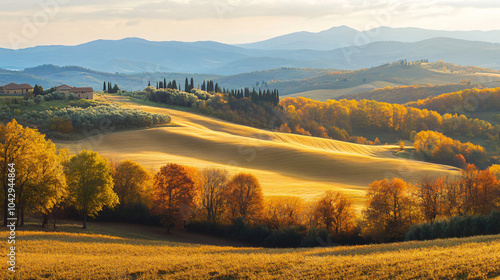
xmin=54 ymin=84 xmax=73 ymax=94
xmin=0 ymin=83 xmax=34 ymax=95
xmin=69 ymin=87 xmax=94 ymax=99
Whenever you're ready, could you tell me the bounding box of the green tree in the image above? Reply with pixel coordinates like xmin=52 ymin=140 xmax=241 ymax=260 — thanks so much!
xmin=103 ymin=81 xmax=106 ymax=92
xmin=65 ymin=150 xmax=118 ymax=229
xmin=33 ymin=84 xmax=44 ymax=96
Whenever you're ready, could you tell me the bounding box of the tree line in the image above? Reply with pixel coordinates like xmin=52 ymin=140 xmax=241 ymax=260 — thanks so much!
xmin=406 ymin=87 xmax=500 ymax=114
xmin=279 ymin=97 xmax=499 ymax=167
xmin=413 ymin=130 xmax=490 ymax=168
xmin=103 ymin=82 xmax=120 ymax=93
xmin=147 ymin=78 xmax=280 ymax=106
xmin=0 ymin=102 xmax=171 ymax=139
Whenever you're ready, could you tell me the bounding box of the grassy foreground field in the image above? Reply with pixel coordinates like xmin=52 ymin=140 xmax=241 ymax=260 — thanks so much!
xmin=56 ymin=95 xmax=459 ymax=203
xmin=2 ymin=223 xmax=500 ymax=279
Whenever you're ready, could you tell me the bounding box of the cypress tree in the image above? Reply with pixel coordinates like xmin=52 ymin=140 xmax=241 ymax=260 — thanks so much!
xmin=185 ymin=78 xmax=189 ymax=92
xmin=103 ymin=81 xmax=106 ymax=91
xmin=190 ymin=78 xmax=194 ymax=91
xmin=164 ymin=78 xmax=167 ymax=89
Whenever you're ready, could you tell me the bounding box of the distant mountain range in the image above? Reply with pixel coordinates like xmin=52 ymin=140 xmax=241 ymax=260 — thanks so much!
xmin=1 ymin=26 xmax=500 ymax=75
xmin=236 ymin=26 xmax=500 ymax=50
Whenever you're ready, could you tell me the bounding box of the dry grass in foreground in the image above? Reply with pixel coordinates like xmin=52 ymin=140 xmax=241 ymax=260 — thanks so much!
xmin=1 ymin=222 xmax=499 ymax=280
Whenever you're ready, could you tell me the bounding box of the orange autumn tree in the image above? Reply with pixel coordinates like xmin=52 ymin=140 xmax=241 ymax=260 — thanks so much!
xmin=459 ymin=164 xmax=499 ymax=216
xmin=363 ymin=178 xmax=420 ymax=242
xmin=262 ymin=195 xmax=305 ymax=230
xmin=198 ymin=167 xmax=230 ymax=224
xmin=416 ymin=176 xmax=446 ymax=223
xmin=226 ymin=173 xmax=264 ymax=223
xmin=152 ymin=163 xmax=196 ymax=233
xmin=313 ymin=191 xmax=357 ymax=237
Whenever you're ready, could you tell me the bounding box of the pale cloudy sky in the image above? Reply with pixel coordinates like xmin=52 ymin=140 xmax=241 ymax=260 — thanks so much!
xmin=1 ymin=0 xmax=499 ymax=49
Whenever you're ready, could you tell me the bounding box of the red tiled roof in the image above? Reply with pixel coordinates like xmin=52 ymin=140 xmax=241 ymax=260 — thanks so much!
xmin=69 ymin=87 xmax=94 ymax=93
xmin=1 ymin=83 xmax=33 ymax=90
xmin=55 ymin=84 xmax=73 ymax=90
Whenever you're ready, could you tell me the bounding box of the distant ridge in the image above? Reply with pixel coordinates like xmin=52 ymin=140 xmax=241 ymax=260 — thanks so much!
xmin=1 ymin=27 xmax=500 ymax=74
xmin=236 ymin=26 xmax=500 ymax=50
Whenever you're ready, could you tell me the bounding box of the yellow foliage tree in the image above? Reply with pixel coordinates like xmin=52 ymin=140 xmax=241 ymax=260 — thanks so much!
xmin=263 ymin=195 xmax=305 ymax=230
xmin=314 ymin=191 xmax=357 ymax=237
xmin=113 ymin=160 xmax=153 ymax=207
xmin=0 ymin=120 xmax=67 ymax=227
xmin=363 ymin=178 xmax=420 ymax=242
xmin=65 ymin=150 xmax=118 ymax=229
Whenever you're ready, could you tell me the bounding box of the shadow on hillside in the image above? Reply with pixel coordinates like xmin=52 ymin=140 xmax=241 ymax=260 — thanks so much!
xmin=2 ymin=219 xmax=250 ymax=248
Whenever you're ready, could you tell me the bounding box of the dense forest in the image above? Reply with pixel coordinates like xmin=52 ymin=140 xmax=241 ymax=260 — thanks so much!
xmin=279 ymin=97 xmax=498 ymax=168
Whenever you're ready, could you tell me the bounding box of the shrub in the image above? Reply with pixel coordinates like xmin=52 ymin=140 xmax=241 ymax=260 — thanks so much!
xmin=405 ymin=211 xmax=500 ymax=241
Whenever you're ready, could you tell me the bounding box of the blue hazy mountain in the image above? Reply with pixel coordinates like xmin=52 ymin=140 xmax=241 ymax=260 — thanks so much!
xmin=1 ymin=27 xmax=500 ymax=74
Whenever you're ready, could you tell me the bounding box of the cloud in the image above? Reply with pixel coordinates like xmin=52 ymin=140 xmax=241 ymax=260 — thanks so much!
xmin=0 ymin=0 xmax=485 ymax=21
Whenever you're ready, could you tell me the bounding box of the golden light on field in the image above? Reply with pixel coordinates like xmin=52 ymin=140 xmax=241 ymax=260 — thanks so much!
xmin=1 ymin=226 xmax=499 ymax=279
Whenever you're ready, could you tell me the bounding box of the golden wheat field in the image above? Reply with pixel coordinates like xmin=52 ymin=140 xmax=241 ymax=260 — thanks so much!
xmin=1 ymin=222 xmax=500 ymax=280
xmin=56 ymin=95 xmax=459 ymax=202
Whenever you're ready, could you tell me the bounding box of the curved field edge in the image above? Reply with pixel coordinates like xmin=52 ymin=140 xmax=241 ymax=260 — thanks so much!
xmin=2 ymin=228 xmax=499 ymax=280
xmin=56 ymin=95 xmax=459 ymax=201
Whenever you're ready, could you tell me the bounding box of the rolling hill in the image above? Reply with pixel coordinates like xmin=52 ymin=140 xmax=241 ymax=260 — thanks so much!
xmin=336 ymin=83 xmax=480 ymax=104
xmin=277 ymin=63 xmax=500 ymax=97
xmin=0 ymin=65 xmax=332 ymax=92
xmin=56 ymin=95 xmax=459 ymax=202
xmin=3 ymin=62 xmax=500 ymax=97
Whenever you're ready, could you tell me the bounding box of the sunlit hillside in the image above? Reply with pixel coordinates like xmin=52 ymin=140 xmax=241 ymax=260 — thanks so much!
xmin=56 ymin=96 xmax=459 ymax=202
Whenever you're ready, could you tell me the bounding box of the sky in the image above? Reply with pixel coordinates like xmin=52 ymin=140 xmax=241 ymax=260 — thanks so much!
xmin=1 ymin=0 xmax=500 ymax=49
